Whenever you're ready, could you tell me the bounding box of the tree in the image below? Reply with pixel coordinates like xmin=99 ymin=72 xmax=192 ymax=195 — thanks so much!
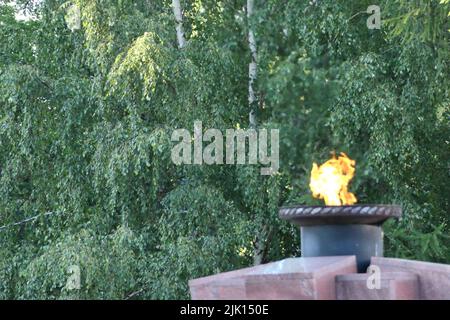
xmin=0 ymin=0 xmax=448 ymax=299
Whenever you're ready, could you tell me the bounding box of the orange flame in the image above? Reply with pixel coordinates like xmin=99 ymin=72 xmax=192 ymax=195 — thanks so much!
xmin=309 ymin=152 xmax=357 ymax=206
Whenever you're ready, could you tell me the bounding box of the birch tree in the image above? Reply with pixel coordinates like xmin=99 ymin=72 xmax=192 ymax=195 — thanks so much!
xmin=0 ymin=0 xmax=448 ymax=300
xmin=247 ymin=0 xmax=257 ymax=128
xmin=172 ymin=0 xmax=186 ymax=48
xmin=246 ymin=0 xmax=266 ymax=266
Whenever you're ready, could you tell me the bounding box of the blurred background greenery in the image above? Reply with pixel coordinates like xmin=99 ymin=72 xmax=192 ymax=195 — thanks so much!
xmin=0 ymin=0 xmax=448 ymax=299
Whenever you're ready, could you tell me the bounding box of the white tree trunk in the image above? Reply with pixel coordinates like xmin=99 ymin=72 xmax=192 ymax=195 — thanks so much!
xmin=247 ymin=0 xmax=257 ymax=128
xmin=248 ymin=1 xmax=265 ymax=266
xmin=172 ymin=0 xmax=186 ymax=49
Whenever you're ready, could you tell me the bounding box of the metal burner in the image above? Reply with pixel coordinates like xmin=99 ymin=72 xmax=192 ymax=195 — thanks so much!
xmin=279 ymin=205 xmax=402 ymax=272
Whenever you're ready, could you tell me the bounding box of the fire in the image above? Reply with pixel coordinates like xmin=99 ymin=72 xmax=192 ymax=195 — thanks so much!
xmin=309 ymin=152 xmax=357 ymax=206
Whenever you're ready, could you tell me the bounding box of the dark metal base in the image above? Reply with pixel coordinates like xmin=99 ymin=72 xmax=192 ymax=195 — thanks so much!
xmin=301 ymin=224 xmax=383 ymax=273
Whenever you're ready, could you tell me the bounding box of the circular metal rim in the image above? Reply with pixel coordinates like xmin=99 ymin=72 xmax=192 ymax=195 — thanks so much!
xmin=279 ymin=204 xmax=402 ymax=226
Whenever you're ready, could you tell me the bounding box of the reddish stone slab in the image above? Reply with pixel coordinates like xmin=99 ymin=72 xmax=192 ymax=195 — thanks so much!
xmin=336 ymin=272 xmax=419 ymax=300
xmin=189 ymin=256 xmax=357 ymax=300
xmin=371 ymin=257 xmax=450 ymax=300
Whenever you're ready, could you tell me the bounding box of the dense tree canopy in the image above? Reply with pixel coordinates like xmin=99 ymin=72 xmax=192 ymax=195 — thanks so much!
xmin=0 ymin=0 xmax=448 ymax=299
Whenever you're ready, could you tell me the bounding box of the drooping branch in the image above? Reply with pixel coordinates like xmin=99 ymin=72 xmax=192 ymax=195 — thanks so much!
xmin=0 ymin=211 xmax=63 ymax=231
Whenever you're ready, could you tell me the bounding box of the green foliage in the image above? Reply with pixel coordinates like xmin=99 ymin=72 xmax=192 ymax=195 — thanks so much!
xmin=384 ymin=220 xmax=450 ymax=263
xmin=0 ymin=0 xmax=448 ymax=299
xmin=17 ymin=227 xmax=146 ymax=299
xmin=148 ymin=183 xmax=252 ymax=299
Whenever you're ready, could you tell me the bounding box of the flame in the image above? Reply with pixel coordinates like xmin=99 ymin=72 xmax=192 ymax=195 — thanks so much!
xmin=309 ymin=152 xmax=357 ymax=206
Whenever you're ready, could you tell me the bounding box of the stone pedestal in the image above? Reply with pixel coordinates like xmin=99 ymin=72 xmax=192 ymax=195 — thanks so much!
xmin=336 ymin=272 xmax=419 ymax=300
xmin=371 ymin=257 xmax=450 ymax=300
xmin=189 ymin=255 xmax=450 ymax=300
xmin=189 ymin=256 xmax=356 ymax=300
